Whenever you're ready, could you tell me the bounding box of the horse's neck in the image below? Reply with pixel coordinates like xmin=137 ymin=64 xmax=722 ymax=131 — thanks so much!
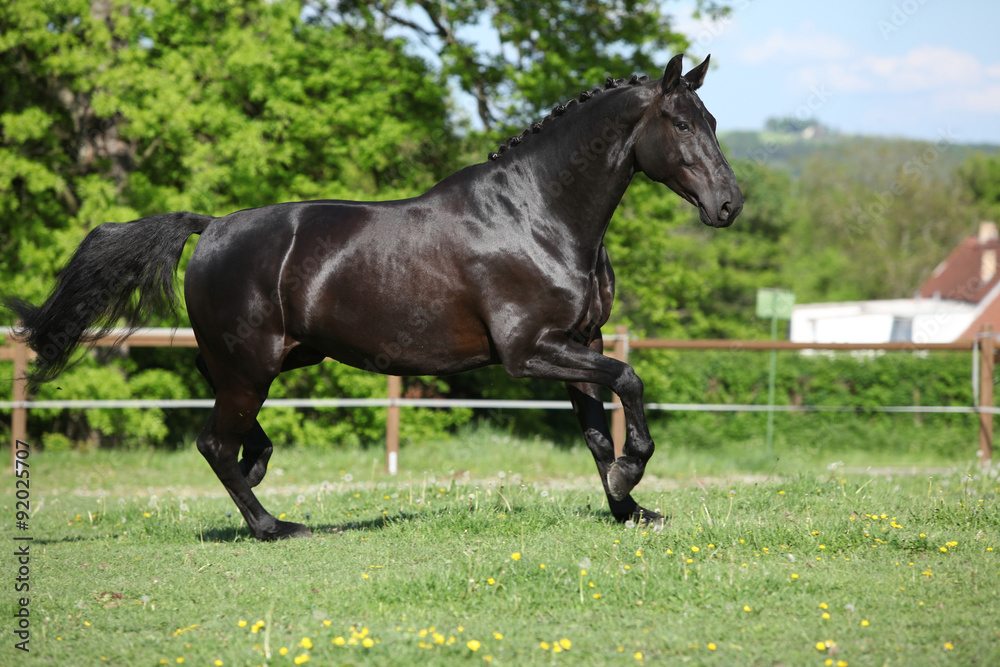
xmin=492 ymin=88 xmax=650 ymax=243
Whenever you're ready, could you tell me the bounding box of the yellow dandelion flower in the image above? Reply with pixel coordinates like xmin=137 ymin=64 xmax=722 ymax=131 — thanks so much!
xmin=362 ymin=637 xmax=374 ymax=648
xmin=553 ymin=644 xmax=563 ymax=654
xmin=636 ymin=550 xmax=643 ymax=557
xmin=279 ymin=647 xmax=288 ymax=656
xmin=791 ymin=573 xmax=799 ymax=579
xmin=333 ymin=637 xmax=346 ymax=646
xmin=944 ymin=643 xmax=953 ymax=650
xmin=487 ymin=577 xmax=495 ymax=585
xmin=634 ymin=651 xmax=644 ymax=660
xmin=467 ymin=640 xmax=481 ymax=651
xmin=540 ymin=641 xmax=551 ymax=650
xmin=493 ymin=632 xmax=504 ymax=640
xmin=293 ymin=655 xmax=310 ymax=665
xmin=300 ymin=638 xmax=313 ymax=649
xmin=214 ymin=661 xmax=223 ymax=666
xmin=511 ymin=552 xmax=521 ymax=561
xmin=593 ymin=593 xmax=601 ymax=599
xmin=819 ymin=602 xmax=828 ymax=609
xmin=708 ymin=643 xmax=717 ymax=650
xmin=861 ymin=620 xmax=870 ymax=627
xmin=237 ymin=620 xmax=247 ymax=628
xmin=743 ymin=605 xmax=751 ymax=612
xmin=822 ymin=613 xmax=831 ymax=620
xmin=815 ymin=642 xmax=827 ymax=651
xmin=540 ymin=563 xmax=546 ymax=569
xmin=691 ymin=546 xmax=700 ymax=553
xmin=560 ymin=638 xmax=572 ymax=650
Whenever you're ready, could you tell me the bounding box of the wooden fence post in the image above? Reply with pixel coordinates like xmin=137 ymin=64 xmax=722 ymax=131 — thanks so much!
xmin=610 ymin=326 xmax=628 ymax=457
xmin=979 ymin=325 xmax=995 ymax=465
xmin=11 ymin=337 xmax=28 ymax=469
xmin=386 ymin=375 xmax=401 ymax=474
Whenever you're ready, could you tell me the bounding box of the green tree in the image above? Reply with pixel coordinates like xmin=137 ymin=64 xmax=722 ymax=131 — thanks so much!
xmin=323 ymin=0 xmax=727 ymax=131
xmin=781 ymin=141 xmax=975 ymax=302
xmin=959 ymin=153 xmax=1000 ymax=221
xmin=1 ymin=0 xmax=466 ymax=447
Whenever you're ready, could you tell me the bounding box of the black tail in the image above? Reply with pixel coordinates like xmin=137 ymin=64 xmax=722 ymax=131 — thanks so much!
xmin=4 ymin=211 xmax=213 ymax=391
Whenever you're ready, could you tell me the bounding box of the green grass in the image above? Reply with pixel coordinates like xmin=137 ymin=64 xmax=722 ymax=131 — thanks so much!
xmin=6 ymin=430 xmax=1000 ymax=666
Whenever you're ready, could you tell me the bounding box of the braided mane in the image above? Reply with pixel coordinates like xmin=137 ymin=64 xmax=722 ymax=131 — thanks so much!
xmin=489 ymin=74 xmax=652 ymax=160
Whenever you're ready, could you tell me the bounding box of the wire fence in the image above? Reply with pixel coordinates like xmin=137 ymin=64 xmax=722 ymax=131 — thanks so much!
xmin=3 ymin=325 xmax=997 ymax=471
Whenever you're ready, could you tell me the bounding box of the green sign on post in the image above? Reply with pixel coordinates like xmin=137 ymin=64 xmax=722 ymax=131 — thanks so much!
xmin=756 ymin=288 xmax=796 ymax=320
xmin=756 ymin=289 xmax=795 ymax=456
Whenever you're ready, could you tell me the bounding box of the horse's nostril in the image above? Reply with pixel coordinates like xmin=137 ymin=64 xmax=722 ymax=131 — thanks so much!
xmin=720 ymin=201 xmax=732 ymax=220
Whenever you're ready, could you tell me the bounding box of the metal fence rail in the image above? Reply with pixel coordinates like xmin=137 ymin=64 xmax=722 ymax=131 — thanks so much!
xmin=3 ymin=325 xmax=996 ymax=471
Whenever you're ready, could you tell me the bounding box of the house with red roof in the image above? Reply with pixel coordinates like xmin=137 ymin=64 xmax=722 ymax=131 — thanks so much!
xmin=790 ymin=222 xmax=1000 ymax=344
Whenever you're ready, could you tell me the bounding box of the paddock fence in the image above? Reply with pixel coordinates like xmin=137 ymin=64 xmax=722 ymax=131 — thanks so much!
xmin=2 ymin=325 xmax=997 ymax=471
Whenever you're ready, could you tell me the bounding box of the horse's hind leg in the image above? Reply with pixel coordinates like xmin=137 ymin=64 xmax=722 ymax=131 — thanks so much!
xmin=196 ymin=353 xmax=272 ymax=488
xmin=197 ymin=383 xmax=311 ymax=541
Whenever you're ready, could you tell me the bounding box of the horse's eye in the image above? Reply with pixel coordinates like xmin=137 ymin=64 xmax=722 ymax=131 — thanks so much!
xmin=675 ymin=122 xmax=690 ymax=132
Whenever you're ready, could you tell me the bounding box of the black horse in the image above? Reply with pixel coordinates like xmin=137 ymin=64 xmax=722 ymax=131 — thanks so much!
xmin=6 ymin=54 xmax=742 ymax=540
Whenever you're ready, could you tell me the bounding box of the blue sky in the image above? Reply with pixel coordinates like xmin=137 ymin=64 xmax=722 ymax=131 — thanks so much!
xmin=675 ymin=0 xmax=1000 ymax=144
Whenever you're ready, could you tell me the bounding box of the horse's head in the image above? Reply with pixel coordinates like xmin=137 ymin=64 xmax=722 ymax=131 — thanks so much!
xmin=634 ymin=54 xmax=743 ymax=228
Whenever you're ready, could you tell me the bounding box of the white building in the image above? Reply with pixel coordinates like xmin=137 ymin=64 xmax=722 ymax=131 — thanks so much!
xmin=790 ymin=222 xmax=1000 ymax=344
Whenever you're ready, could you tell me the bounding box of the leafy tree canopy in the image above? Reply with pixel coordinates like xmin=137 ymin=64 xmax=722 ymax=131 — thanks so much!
xmin=319 ymin=0 xmax=728 ymax=131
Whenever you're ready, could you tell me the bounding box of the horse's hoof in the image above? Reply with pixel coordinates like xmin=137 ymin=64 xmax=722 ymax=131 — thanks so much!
xmin=634 ymin=506 xmax=667 ymax=528
xmin=263 ymin=520 xmax=313 ymax=540
xmin=607 ymin=457 xmax=642 ymax=502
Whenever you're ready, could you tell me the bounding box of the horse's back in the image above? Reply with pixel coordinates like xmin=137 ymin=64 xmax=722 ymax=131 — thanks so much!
xmin=184 ymin=197 xmax=497 ymax=375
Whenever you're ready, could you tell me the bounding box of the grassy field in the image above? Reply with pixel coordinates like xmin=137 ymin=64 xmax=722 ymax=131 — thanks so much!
xmin=4 ymin=428 xmax=1000 ymax=666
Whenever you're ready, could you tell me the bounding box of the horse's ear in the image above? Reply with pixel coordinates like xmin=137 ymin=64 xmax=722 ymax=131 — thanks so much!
xmin=661 ymin=54 xmax=684 ymax=95
xmin=684 ymin=54 xmax=711 ymax=91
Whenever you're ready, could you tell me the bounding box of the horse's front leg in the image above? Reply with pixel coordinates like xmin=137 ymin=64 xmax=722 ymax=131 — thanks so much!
xmin=513 ymin=332 xmax=658 ymax=508
xmin=567 ymin=379 xmax=663 ymax=524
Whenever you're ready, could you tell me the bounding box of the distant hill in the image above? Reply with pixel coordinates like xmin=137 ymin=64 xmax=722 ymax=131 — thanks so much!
xmin=719 ymin=130 xmax=1000 ymax=179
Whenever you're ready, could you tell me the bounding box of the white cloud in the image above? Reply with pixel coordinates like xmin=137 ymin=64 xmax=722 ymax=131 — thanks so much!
xmin=951 ymin=85 xmax=1000 ymax=113
xmin=787 ymin=44 xmax=1000 ymax=114
xmin=860 ymin=46 xmax=982 ymax=92
xmin=740 ymin=23 xmax=852 ymax=64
